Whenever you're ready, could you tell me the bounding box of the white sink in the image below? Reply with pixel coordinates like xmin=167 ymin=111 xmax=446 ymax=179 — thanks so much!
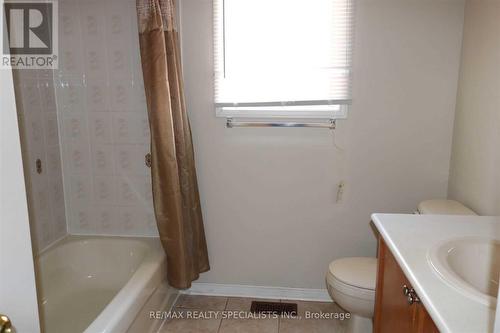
xmin=428 ymin=237 xmax=500 ymax=308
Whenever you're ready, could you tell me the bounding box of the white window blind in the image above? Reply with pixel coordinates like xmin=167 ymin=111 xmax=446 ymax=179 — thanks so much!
xmin=213 ymin=0 xmax=355 ymax=119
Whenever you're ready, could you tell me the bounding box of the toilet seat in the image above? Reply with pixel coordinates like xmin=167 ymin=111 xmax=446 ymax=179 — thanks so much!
xmin=327 ymin=273 xmax=375 ymax=301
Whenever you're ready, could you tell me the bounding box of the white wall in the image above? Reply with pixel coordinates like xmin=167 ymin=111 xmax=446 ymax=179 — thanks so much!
xmin=448 ymin=0 xmax=500 ymax=216
xmin=180 ymin=0 xmax=465 ymax=289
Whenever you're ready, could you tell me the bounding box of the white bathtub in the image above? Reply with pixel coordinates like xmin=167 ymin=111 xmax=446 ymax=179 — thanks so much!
xmin=36 ymin=236 xmax=171 ymax=333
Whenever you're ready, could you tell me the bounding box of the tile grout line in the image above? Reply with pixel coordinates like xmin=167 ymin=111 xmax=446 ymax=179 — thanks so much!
xmin=277 ymin=311 xmax=281 ymax=333
xmin=216 ymin=297 xmax=229 ymax=333
xmin=277 ymin=299 xmax=282 ymax=333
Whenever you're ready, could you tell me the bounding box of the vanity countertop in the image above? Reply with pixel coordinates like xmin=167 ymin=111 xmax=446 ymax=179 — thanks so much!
xmin=371 ymin=214 xmax=500 ymax=333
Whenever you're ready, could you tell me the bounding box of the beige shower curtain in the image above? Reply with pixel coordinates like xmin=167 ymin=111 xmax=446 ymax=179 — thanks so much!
xmin=136 ymin=0 xmax=209 ymax=289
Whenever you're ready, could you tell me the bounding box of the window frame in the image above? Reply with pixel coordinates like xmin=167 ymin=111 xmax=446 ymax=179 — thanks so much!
xmin=213 ymin=0 xmax=353 ymax=120
xmin=215 ymin=104 xmax=349 ymax=119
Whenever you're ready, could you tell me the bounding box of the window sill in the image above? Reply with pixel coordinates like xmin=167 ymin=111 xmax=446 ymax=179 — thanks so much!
xmin=215 ymin=105 xmax=349 ymax=120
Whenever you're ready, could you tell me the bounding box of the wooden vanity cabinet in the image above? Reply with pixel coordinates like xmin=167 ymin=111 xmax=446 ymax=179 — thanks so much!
xmin=374 ymin=237 xmax=439 ymax=333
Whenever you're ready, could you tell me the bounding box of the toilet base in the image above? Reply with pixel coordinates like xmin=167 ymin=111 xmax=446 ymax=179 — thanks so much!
xmin=345 ymin=314 xmax=372 ymax=333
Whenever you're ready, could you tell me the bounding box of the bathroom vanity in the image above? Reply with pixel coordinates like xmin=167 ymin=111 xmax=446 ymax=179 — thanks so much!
xmin=374 ymin=238 xmax=438 ymax=332
xmin=372 ymin=214 xmax=499 ymax=333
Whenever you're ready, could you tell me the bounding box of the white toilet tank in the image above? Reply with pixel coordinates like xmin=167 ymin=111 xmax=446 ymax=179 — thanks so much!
xmin=417 ymin=199 xmax=477 ymax=215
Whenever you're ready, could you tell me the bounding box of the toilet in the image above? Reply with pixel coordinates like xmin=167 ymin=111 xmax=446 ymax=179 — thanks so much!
xmin=325 ymin=199 xmax=476 ymax=333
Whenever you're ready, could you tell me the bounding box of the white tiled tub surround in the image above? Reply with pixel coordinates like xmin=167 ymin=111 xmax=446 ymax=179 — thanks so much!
xmin=56 ymin=0 xmax=157 ymax=236
xmin=14 ymin=69 xmax=67 ymax=253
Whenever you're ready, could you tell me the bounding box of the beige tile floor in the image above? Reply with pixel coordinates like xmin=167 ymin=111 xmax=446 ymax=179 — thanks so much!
xmin=158 ymin=295 xmax=349 ymax=333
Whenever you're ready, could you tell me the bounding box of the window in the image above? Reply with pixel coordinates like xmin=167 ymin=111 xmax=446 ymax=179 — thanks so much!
xmin=213 ymin=0 xmax=355 ymax=119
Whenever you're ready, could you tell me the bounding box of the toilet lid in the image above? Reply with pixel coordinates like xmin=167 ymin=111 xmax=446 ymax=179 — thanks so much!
xmin=328 ymin=257 xmax=377 ymax=290
xmin=417 ymin=199 xmax=477 ymax=215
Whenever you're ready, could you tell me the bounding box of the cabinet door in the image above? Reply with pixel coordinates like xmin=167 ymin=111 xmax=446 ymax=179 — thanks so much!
xmin=374 ymin=238 xmax=417 ymax=333
xmin=0 ymin=64 xmax=41 ymax=333
xmin=415 ymin=303 xmax=439 ymax=333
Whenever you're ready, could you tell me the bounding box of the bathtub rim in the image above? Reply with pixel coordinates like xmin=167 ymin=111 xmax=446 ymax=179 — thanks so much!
xmin=34 ymin=234 xmax=163 ymax=259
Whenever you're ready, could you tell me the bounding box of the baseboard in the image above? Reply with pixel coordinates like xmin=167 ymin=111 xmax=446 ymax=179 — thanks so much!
xmin=182 ymin=283 xmax=331 ymax=302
